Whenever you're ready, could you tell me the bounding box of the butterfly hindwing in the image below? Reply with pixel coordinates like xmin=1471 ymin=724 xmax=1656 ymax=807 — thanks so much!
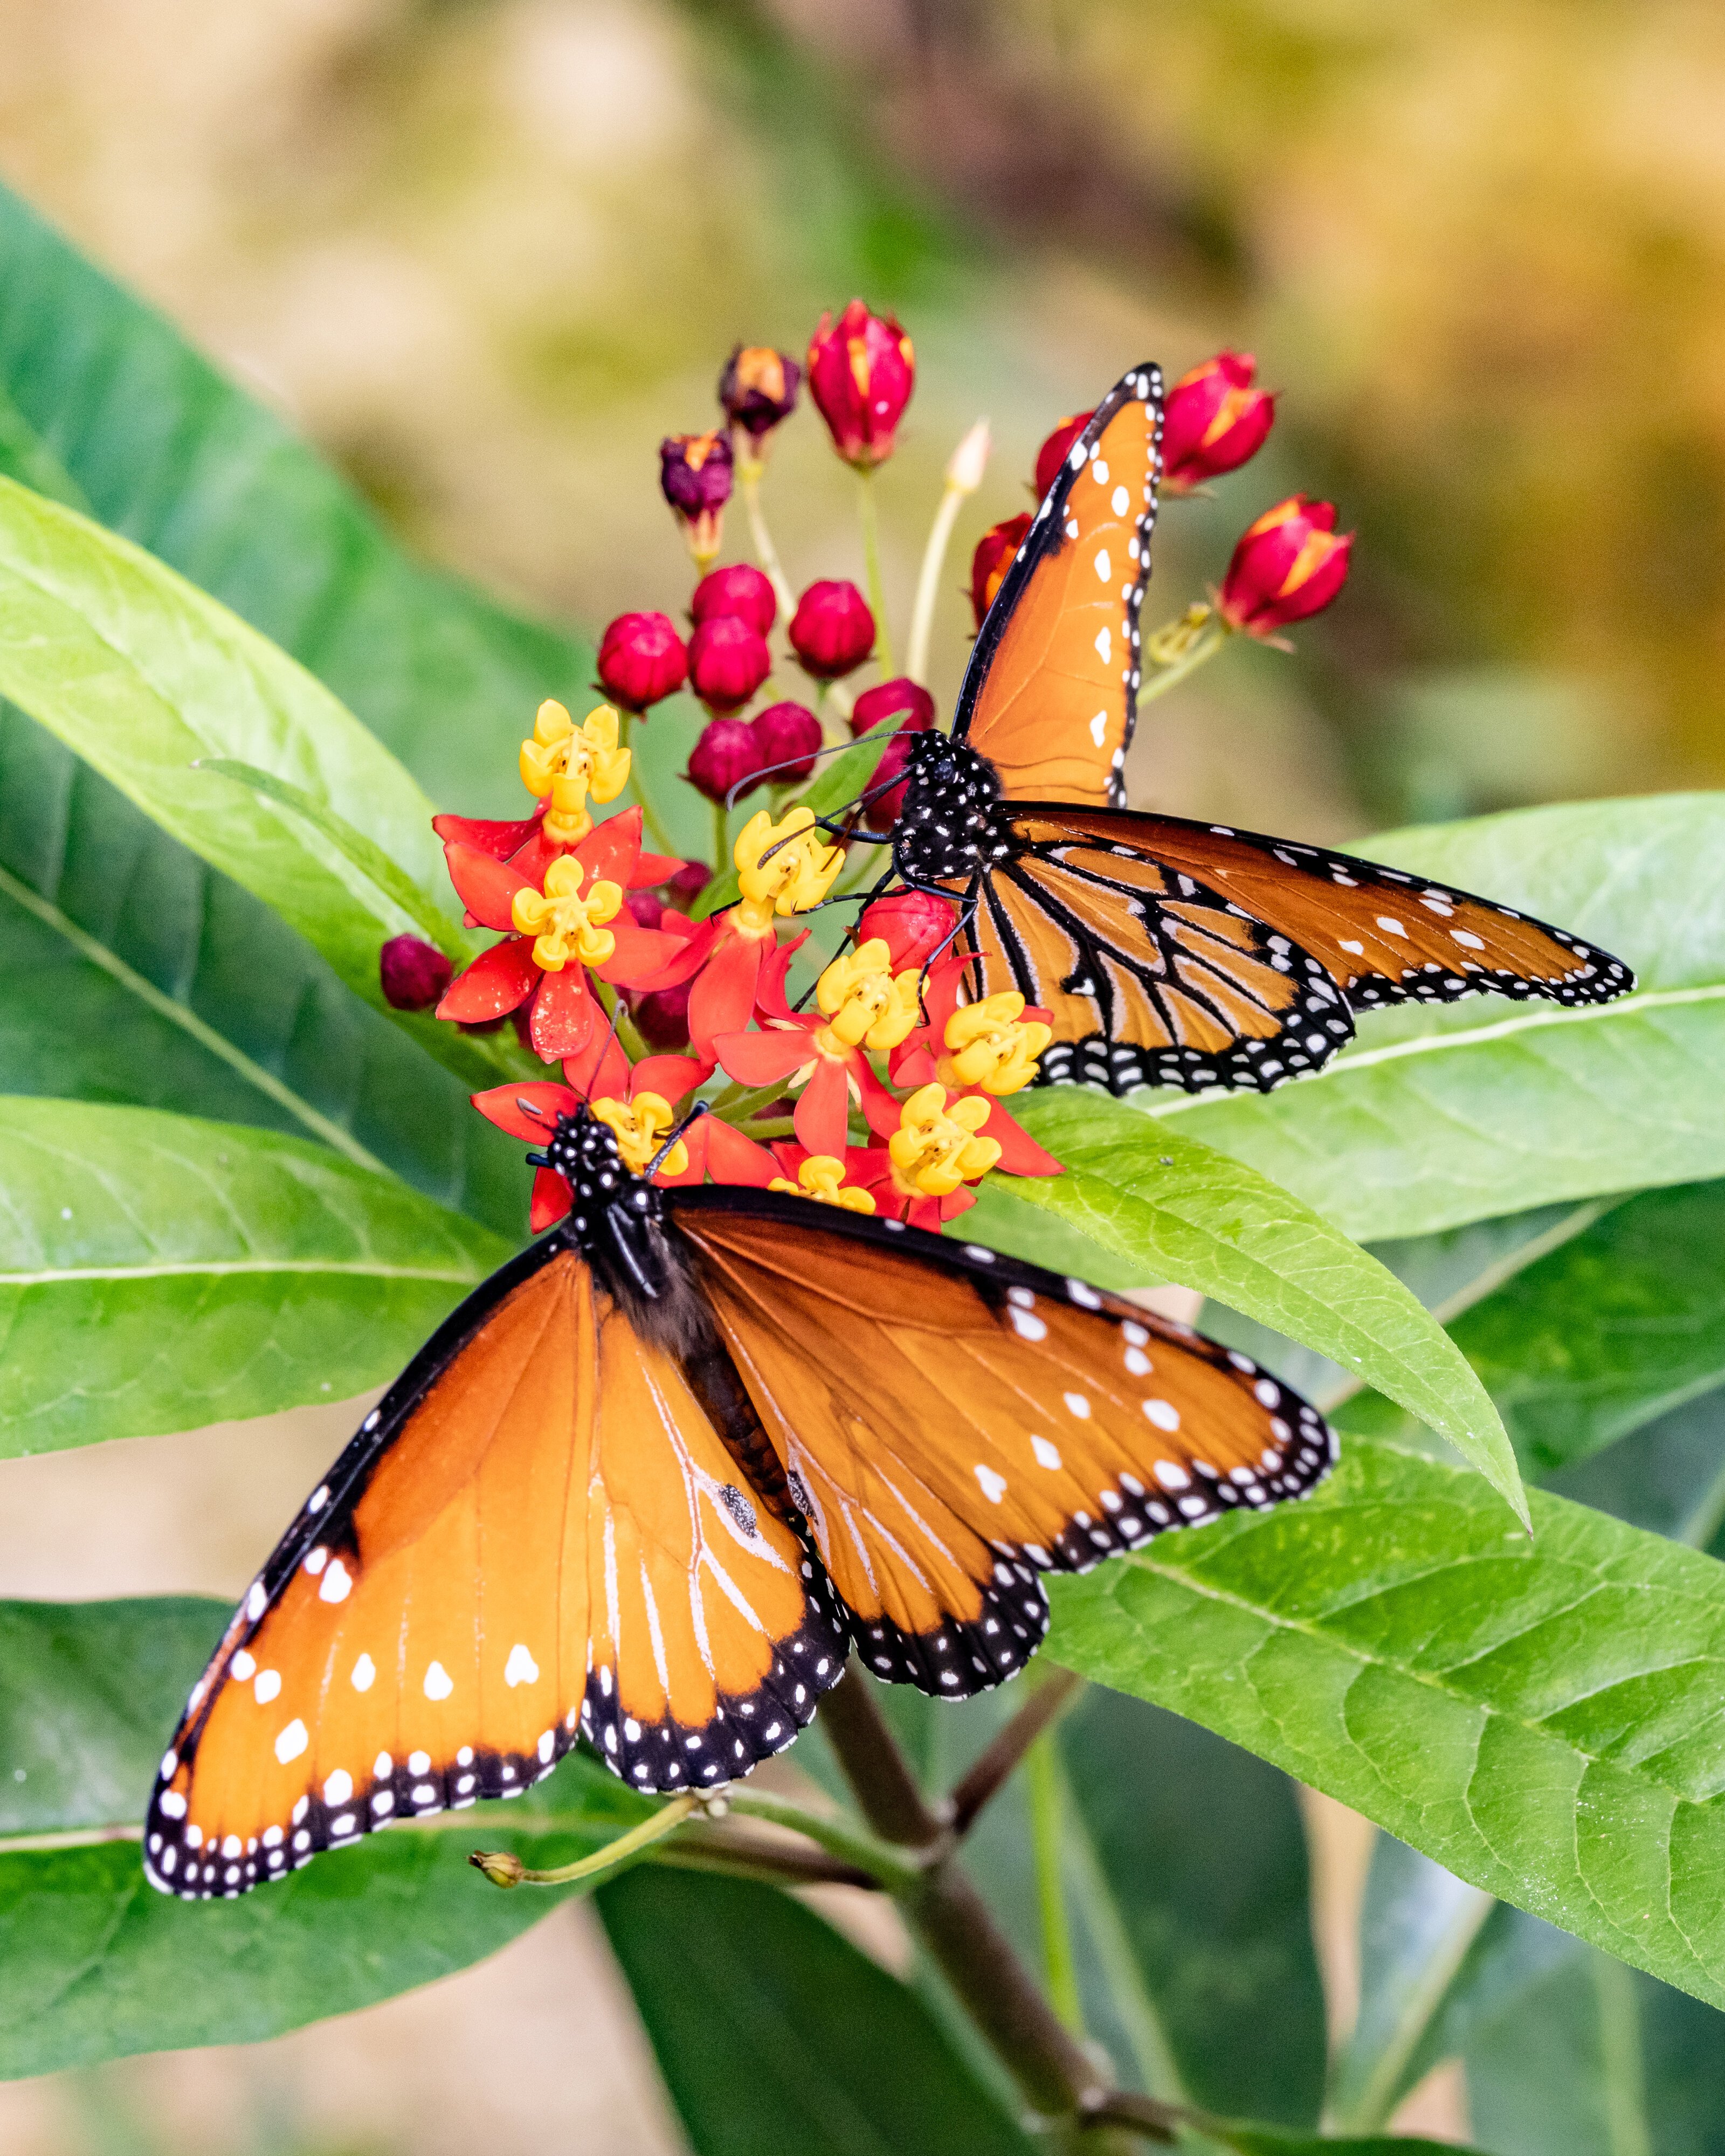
xmin=144 ymin=1241 xmax=845 ymax=1897
xmin=955 ymin=366 xmax=1163 ymax=808
xmin=670 ymin=1192 xmax=1335 ymax=1701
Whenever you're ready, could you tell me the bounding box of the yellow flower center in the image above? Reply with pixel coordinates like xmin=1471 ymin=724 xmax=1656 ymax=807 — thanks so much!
xmin=812 ymin=939 xmax=922 ymax=1054
xmin=733 ymin=807 xmax=844 ymax=935
xmin=519 ymin=701 xmax=631 ymax=845
xmin=510 ymin=855 xmax=622 ymax=972
xmin=938 ymin=992 xmax=1053 ymax=1096
xmin=590 ymin=1093 xmax=688 ymax=1179
xmin=768 ymin=1155 xmax=876 ymax=1213
xmin=887 ymin=1082 xmax=1000 ymax=1199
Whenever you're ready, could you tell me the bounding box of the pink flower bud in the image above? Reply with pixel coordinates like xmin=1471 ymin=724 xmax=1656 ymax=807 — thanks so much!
xmin=596 ymin=610 xmax=688 ymax=713
xmin=665 ymin=860 xmax=712 ymax=911
xmin=687 ymin=615 xmax=772 ymax=713
xmin=1219 ymin=496 xmax=1354 ymax=638
xmin=753 ymin=700 xmax=824 ymax=781
xmin=1033 ymin=412 xmax=1093 ymax=502
xmin=1162 ymin=352 xmax=1274 ymax=493
xmin=686 ymin=715 xmax=767 ymax=802
xmin=691 ymin=563 xmax=776 ymax=639
xmin=719 ymin=345 xmax=802 ymax=446
xmin=858 ymin=889 xmax=957 ymax=970
xmin=660 ymin=430 xmax=734 ymax=565
xmin=626 ymin=888 xmax=666 ymax=930
xmin=380 ymin=934 xmax=453 ymax=1011
xmin=849 ymin=675 xmax=935 ymax=738
xmin=968 ymin=515 xmax=1032 ymax=631
xmin=631 ymin=979 xmax=694 ymax=1051
xmin=789 ymin=579 xmax=875 ymax=680
xmin=806 ymin=301 xmax=915 ymax=469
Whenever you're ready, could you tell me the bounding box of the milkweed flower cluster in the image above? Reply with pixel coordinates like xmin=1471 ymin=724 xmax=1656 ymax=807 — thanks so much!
xmin=388 ymin=300 xmax=1356 ymax=1235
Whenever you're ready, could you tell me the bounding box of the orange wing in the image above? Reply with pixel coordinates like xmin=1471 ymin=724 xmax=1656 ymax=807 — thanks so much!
xmin=671 ymin=1194 xmax=1333 ymax=1698
xmin=950 ymin=806 xmax=1635 ymax=1096
xmin=955 ymin=367 xmax=1163 ymax=807
xmin=144 ymin=1244 xmax=844 ymax=1897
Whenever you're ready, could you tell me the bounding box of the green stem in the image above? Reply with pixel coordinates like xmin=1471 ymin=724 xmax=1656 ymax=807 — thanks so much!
xmin=618 ymin=711 xmax=679 ymax=862
xmin=858 ymin=467 xmax=894 ymax=676
xmin=1029 ymin=1731 xmax=1084 ymax=2032
xmin=471 ymin=1793 xmax=696 ymax=1888
xmin=906 ymin=480 xmax=965 ymax=686
xmin=1136 ymin=620 xmax=1231 ymax=708
xmin=740 ymin=461 xmax=798 ymax=622
xmin=724 ymin=1788 xmax=929 ymax=1893
xmin=1593 ymin=1948 xmax=1653 ymax=2156
xmin=591 ymin=979 xmax=651 ymax=1065
xmin=711 ymin=796 xmax=731 ymax=879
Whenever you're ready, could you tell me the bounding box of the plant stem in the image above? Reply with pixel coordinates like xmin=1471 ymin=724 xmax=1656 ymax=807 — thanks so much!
xmin=906 ymin=480 xmax=965 ymax=686
xmin=617 ymin=711 xmax=680 ymax=861
xmin=857 ymin=468 xmax=894 ymax=677
xmin=591 ymin=979 xmax=651 ymax=1065
xmin=724 ymin=1788 xmax=929 ymax=1892
xmin=950 ymin=1666 xmax=1084 ymax=1835
xmin=1594 ymin=1948 xmax=1654 ymax=2156
xmin=1136 ymin=620 xmax=1231 ymax=709
xmin=651 ymin=1827 xmax=879 ymax=1893
xmin=710 ymin=797 xmax=730 ymax=879
xmin=1028 ymin=1729 xmax=1084 ymax=2033
xmin=739 ymin=461 xmax=798 ymax=623
xmin=471 ymin=1793 xmax=696 ymax=1888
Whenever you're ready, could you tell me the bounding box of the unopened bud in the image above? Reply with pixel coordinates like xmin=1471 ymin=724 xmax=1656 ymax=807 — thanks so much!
xmin=470 ymin=1849 xmax=526 ymax=1889
xmin=944 ymin=418 xmax=991 ymax=496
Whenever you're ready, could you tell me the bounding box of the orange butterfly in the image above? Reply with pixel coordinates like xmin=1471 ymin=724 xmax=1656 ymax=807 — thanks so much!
xmin=145 ymin=1108 xmax=1333 ymax=1897
xmin=886 ymin=366 xmax=1634 ymax=1094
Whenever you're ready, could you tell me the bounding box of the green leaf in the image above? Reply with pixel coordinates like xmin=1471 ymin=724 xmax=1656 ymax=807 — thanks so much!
xmin=1549 ymin=1390 xmax=1725 ymax=1555
xmin=0 ymin=707 xmax=528 ymax=1237
xmin=1206 ymin=2131 xmax=1488 ymax=2155
xmin=0 ymin=178 xmax=594 ymax=813
xmin=596 ymin=1863 xmax=1037 ymax=2155
xmin=1147 ymin=794 xmax=1725 ymax=1239
xmin=1046 ymin=1431 xmax=1725 ymax=2012
xmin=1003 ymin=1090 xmax=1526 ymax=1522
xmin=0 ymin=1097 xmax=510 ymax=1456
xmin=0 ymin=378 xmax=89 ymax=513
xmin=693 ymin=723 xmax=899 ymax=921
xmin=1341 ymin=1181 xmax=1725 ymax=1478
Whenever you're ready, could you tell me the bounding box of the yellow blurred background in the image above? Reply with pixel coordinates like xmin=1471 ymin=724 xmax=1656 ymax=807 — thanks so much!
xmin=1 ymin=1 xmax=1721 ymax=2148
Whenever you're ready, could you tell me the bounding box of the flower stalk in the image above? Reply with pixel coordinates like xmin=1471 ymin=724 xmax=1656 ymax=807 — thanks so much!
xmin=856 ymin=468 xmax=894 ymax=677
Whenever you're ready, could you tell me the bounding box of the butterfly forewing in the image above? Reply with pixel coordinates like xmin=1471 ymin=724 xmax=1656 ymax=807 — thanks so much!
xmin=956 ymin=367 xmax=1163 ymax=807
xmin=671 ymin=1195 xmax=1335 ymax=1701
xmin=144 ymin=1244 xmax=845 ymax=1898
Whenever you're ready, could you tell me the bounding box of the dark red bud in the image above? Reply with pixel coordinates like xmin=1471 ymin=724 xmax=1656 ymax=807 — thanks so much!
xmin=691 ymin=564 xmax=776 ymax=638
xmin=1162 ymin=351 xmax=1274 ymax=492
xmin=626 ymin=888 xmax=666 ymax=931
xmin=857 ymin=889 xmax=957 ymax=970
xmin=849 ymin=674 xmax=936 ymax=738
xmin=380 ymin=935 xmax=453 ymax=1011
xmin=789 ymin=578 xmax=875 ymax=680
xmin=719 ymin=345 xmax=802 ymax=442
xmin=687 ymin=615 xmax=772 ymax=713
xmin=686 ymin=716 xmax=768 ymax=802
xmin=597 ymin=611 xmax=688 ymax=713
xmin=969 ymin=515 xmax=1032 ymax=631
xmin=806 ymin=301 xmax=915 ymax=469
xmin=664 ymin=859 xmax=712 ymax=910
xmin=864 ymin=730 xmax=920 ymax=833
xmin=752 ymin=700 xmax=824 ymax=782
xmin=631 ymin=979 xmax=694 ymax=1051
xmin=660 ymin=431 xmax=734 ymax=564
xmin=1033 ymin=412 xmax=1094 ymax=501
xmin=1218 ymin=496 xmax=1354 ymax=637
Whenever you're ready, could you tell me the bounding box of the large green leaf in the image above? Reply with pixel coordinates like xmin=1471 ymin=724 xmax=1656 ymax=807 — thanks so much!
xmin=1003 ymin=1091 xmax=1525 ymax=1521
xmin=0 ymin=1098 xmax=509 ymax=1455
xmin=0 ymin=707 xmax=527 ymax=1237
xmin=1047 ymin=1432 xmax=1725 ymax=2011
xmin=596 ymin=1864 xmax=1037 ymax=2155
xmin=0 ymin=179 xmax=593 ymax=813
xmin=1149 ymin=795 xmax=1725 ymax=1239
xmin=1341 ymin=1181 xmax=1725 ymax=1477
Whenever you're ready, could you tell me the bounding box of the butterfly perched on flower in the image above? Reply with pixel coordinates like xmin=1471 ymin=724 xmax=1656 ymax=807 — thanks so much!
xmin=143 ymin=1107 xmax=1333 ymax=1898
xmin=881 ymin=365 xmax=1636 ymax=1096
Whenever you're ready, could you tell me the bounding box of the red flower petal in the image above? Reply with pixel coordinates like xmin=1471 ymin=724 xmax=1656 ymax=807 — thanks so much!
xmin=436 ymin=937 xmax=539 ymax=1023
xmin=688 ymin=929 xmax=767 ymax=1060
xmin=433 ymin=805 xmax=544 ymax=860
xmin=561 ymin=1026 xmax=632 ymax=1103
xmin=713 ymin=1025 xmax=816 ymax=1087
xmin=444 ymin=843 xmax=533 ymax=932
xmin=791 ymin=1055 xmax=851 ymax=1157
xmin=695 ymin=1117 xmax=778 ymax=1187
xmin=975 ymin=1098 xmax=1064 ymax=1178
xmin=576 ymin=808 xmax=644 ymax=892
xmin=470 ymin=1080 xmax=580 ymax=1142
xmin=632 ymin=1053 xmax=714 ymax=1102
xmin=632 ymin=850 xmax=688 ymax=888
xmin=528 ymin=968 xmax=599 ymax=1060
xmin=630 ymin=915 xmax=723 ymax=995
xmin=530 ymin=1166 xmax=574 ymax=1233
xmin=598 ymin=917 xmax=687 ymax=987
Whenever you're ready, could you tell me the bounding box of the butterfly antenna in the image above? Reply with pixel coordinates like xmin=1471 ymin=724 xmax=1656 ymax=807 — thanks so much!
xmin=724 ymin=729 xmax=887 ymax=813
xmin=645 ymin=1099 xmax=710 ymax=1181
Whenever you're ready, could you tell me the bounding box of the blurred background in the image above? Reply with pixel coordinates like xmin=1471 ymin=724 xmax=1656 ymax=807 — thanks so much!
xmin=1 ymin=0 xmax=1722 ymax=2147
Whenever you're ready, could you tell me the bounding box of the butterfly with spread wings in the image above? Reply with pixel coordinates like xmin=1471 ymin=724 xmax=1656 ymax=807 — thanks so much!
xmin=880 ymin=364 xmax=1635 ymax=1096
xmin=144 ymin=1108 xmax=1333 ymax=1897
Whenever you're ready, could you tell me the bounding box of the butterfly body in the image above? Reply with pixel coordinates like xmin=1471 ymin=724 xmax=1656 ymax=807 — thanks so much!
xmin=146 ymin=1111 xmax=1335 ymax=1897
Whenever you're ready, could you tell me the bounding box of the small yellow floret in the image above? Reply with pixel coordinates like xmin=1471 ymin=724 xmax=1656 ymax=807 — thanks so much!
xmin=519 ymin=701 xmax=632 ymax=844
xmin=940 ymin=992 xmax=1053 ymax=1096
xmin=591 ymin=1092 xmax=688 ymax=1179
xmin=888 ymin=1082 xmax=1000 ymax=1198
xmin=813 ymin=939 xmax=922 ymax=1054
xmin=510 ymin=855 xmax=622 ymax=971
xmin=768 ymin=1155 xmax=876 ymax=1213
xmin=733 ymin=807 xmax=843 ymax=933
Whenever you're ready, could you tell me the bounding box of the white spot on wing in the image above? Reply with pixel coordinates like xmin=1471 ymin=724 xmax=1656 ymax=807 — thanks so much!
xmin=505 ymin=1643 xmax=540 ymax=1688
xmin=975 ymin=1464 xmax=1009 ymax=1503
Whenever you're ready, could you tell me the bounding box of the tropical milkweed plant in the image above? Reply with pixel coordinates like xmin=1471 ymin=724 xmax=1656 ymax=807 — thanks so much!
xmin=3 ymin=175 xmax=1725 ymax=2156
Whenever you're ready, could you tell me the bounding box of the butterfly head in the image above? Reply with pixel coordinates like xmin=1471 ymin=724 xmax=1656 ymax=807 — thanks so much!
xmin=545 ymin=1107 xmax=643 ymax=1210
xmin=893 ymin=732 xmax=1011 ymax=885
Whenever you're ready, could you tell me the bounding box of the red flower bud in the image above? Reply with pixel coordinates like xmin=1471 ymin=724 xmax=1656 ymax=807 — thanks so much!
xmin=1219 ymin=496 xmax=1354 ymax=638
xmin=1033 ymin=412 xmax=1094 ymax=502
xmin=858 ymin=889 xmax=957 ymax=970
xmin=806 ymin=301 xmax=915 ymax=469
xmin=686 ymin=715 xmax=767 ymax=802
xmin=752 ymin=700 xmax=824 ymax=781
xmin=849 ymin=674 xmax=936 ymax=738
xmin=660 ymin=430 xmax=734 ymax=565
xmin=664 ymin=859 xmax=712 ymax=911
xmin=691 ymin=563 xmax=776 ymax=639
xmin=596 ymin=610 xmax=688 ymax=713
xmin=865 ymin=730 xmax=923 ymax=833
xmin=626 ymin=888 xmax=666 ymax=931
xmin=687 ymin=615 xmax=772 ymax=713
xmin=789 ymin=578 xmax=875 ymax=680
xmin=969 ymin=514 xmax=1032 ymax=631
xmin=631 ymin=979 xmax=694 ymax=1052
xmin=379 ymin=934 xmax=453 ymax=1011
xmin=1163 ymin=351 xmax=1274 ymax=493
xmin=719 ymin=344 xmax=802 ymax=447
